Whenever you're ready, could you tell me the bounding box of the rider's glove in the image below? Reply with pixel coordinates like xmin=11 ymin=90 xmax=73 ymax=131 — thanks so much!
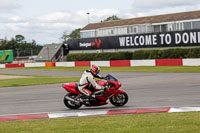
xmin=103 ymin=76 xmax=107 ymax=80
xmin=104 ymin=85 xmax=109 ymax=91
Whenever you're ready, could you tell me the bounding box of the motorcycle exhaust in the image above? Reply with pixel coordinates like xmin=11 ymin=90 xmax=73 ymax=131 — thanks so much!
xmin=65 ymin=96 xmax=80 ymax=104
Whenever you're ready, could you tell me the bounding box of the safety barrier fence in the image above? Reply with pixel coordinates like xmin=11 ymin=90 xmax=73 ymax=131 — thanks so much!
xmin=0 ymin=58 xmax=200 ymax=68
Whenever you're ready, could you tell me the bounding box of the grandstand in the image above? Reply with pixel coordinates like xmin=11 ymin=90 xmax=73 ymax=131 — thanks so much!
xmin=35 ymin=43 xmax=67 ymax=62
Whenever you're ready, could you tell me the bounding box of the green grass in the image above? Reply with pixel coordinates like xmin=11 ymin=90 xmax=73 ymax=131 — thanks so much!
xmin=0 ymin=75 xmax=79 ymax=87
xmin=0 ymin=112 xmax=199 ymax=133
xmin=8 ymin=66 xmax=200 ymax=72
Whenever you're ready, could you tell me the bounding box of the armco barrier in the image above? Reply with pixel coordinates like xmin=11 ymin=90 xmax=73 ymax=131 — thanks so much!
xmin=1 ymin=58 xmax=200 ymax=69
xmin=45 ymin=62 xmax=56 ymax=67
xmin=0 ymin=64 xmax=5 ymax=68
xmin=182 ymin=58 xmax=200 ymax=66
xmin=155 ymin=59 xmax=183 ymax=66
xmin=5 ymin=63 xmax=24 ymax=68
xmin=91 ymin=61 xmax=110 ymax=67
xmin=55 ymin=62 xmax=75 ymax=67
xmin=24 ymin=63 xmax=45 ymax=67
xmin=131 ymin=60 xmax=155 ymax=66
xmin=75 ymin=61 xmax=91 ymax=66
xmin=110 ymin=60 xmax=131 ymax=67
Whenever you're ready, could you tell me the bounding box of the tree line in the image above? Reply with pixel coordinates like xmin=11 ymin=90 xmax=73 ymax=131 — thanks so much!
xmin=0 ymin=35 xmax=42 ymax=57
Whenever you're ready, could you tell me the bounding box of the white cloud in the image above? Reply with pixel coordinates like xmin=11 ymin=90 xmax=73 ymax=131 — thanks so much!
xmin=33 ymin=9 xmax=125 ymax=43
xmin=1 ymin=0 xmax=200 ymax=45
xmin=37 ymin=12 xmax=71 ymax=22
xmin=132 ymin=0 xmax=200 ymax=11
xmin=90 ymin=9 xmax=120 ymax=17
xmin=131 ymin=0 xmax=200 ymax=16
xmin=10 ymin=16 xmax=22 ymax=21
xmin=0 ymin=7 xmax=158 ymax=44
xmin=0 ymin=0 xmax=21 ymax=12
xmin=77 ymin=9 xmax=134 ymax=23
xmin=0 ymin=10 xmax=86 ymax=44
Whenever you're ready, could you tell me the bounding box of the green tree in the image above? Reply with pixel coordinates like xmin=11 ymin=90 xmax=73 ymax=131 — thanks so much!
xmin=0 ymin=38 xmax=8 ymax=50
xmin=0 ymin=35 xmax=42 ymax=57
xmin=15 ymin=35 xmax=25 ymax=43
xmin=61 ymin=28 xmax=81 ymax=44
xmin=69 ymin=28 xmax=81 ymax=38
xmin=7 ymin=38 xmax=18 ymax=50
xmin=61 ymin=31 xmax=70 ymax=44
xmin=103 ymin=15 xmax=121 ymax=22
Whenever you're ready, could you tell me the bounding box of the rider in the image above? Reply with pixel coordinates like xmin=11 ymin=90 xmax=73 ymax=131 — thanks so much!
xmin=78 ymin=64 xmax=106 ymax=101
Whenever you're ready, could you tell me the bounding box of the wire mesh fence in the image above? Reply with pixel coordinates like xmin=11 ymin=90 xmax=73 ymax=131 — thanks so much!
xmin=12 ymin=49 xmax=41 ymax=63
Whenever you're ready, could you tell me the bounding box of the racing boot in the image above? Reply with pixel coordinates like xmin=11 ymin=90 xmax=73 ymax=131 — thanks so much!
xmin=79 ymin=94 xmax=88 ymax=103
xmin=80 ymin=94 xmax=97 ymax=105
xmin=89 ymin=94 xmax=97 ymax=103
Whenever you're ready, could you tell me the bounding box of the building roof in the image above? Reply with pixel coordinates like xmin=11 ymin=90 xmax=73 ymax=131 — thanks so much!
xmin=82 ymin=10 xmax=200 ymax=31
xmin=35 ymin=43 xmax=63 ymax=61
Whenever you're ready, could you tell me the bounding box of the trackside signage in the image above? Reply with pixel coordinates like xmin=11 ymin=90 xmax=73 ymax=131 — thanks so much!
xmin=68 ymin=29 xmax=200 ymax=50
xmin=79 ymin=39 xmax=101 ymax=48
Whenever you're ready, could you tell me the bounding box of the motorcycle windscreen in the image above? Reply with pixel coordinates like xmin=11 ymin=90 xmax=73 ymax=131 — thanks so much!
xmin=106 ymin=74 xmax=118 ymax=81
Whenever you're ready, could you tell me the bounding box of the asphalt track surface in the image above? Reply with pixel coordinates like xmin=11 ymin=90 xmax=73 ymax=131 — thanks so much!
xmin=0 ymin=69 xmax=200 ymax=116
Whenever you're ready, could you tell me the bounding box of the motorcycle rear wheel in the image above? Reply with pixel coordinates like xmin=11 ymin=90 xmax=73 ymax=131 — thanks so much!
xmin=109 ymin=92 xmax=128 ymax=106
xmin=64 ymin=93 xmax=82 ymax=109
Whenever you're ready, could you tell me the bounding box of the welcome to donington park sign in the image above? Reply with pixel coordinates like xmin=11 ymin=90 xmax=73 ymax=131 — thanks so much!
xmin=68 ymin=29 xmax=200 ymax=50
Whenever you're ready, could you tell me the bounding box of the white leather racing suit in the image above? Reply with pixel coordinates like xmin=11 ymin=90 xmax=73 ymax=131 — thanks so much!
xmin=78 ymin=70 xmax=104 ymax=96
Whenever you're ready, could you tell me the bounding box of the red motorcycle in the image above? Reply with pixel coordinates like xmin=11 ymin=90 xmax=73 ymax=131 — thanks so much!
xmin=62 ymin=74 xmax=128 ymax=109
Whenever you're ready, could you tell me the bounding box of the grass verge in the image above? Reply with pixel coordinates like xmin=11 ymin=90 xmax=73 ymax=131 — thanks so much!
xmin=0 ymin=75 xmax=79 ymax=88
xmin=8 ymin=66 xmax=200 ymax=72
xmin=0 ymin=112 xmax=199 ymax=133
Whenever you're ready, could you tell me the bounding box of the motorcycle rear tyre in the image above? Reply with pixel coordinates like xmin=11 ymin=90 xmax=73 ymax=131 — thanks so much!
xmin=64 ymin=93 xmax=82 ymax=109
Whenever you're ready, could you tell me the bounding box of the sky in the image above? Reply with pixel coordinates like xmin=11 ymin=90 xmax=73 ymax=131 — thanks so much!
xmin=1 ymin=0 xmax=200 ymax=45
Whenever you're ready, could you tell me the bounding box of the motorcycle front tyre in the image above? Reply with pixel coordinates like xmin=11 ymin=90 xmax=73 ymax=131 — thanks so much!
xmin=109 ymin=92 xmax=128 ymax=106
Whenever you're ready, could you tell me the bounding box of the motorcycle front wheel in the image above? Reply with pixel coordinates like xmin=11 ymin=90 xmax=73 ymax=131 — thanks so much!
xmin=64 ymin=93 xmax=82 ymax=109
xmin=109 ymin=92 xmax=128 ymax=106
